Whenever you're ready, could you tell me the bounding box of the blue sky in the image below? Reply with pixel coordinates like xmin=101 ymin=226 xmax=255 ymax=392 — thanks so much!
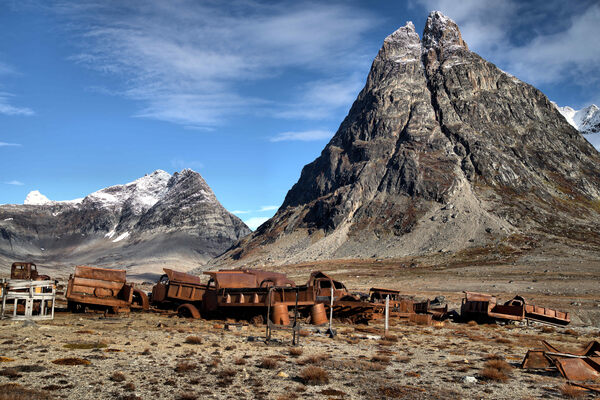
xmin=1 ymin=0 xmax=599 ymax=229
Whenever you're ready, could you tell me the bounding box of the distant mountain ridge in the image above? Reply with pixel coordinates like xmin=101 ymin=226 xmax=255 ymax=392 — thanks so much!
xmin=555 ymin=103 xmax=600 ymax=134
xmin=0 ymin=169 xmax=250 ymax=278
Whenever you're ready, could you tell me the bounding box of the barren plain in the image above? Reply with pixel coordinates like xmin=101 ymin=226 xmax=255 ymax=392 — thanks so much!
xmin=1 ymin=247 xmax=600 ymax=399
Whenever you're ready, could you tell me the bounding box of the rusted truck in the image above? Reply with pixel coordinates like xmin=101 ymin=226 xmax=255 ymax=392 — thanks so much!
xmin=201 ymin=269 xmax=305 ymax=324
xmin=151 ymin=268 xmax=208 ymax=318
xmin=66 ymin=265 xmax=148 ymax=313
xmin=10 ymin=262 xmax=52 ymax=281
xmin=461 ymin=291 xmax=570 ymax=325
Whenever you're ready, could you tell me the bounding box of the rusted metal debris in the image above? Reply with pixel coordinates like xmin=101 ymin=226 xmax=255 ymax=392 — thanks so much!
xmin=522 ymin=340 xmax=600 ymax=392
xmin=1 ymin=278 xmax=56 ymax=320
xmin=66 ymin=266 xmax=148 ymax=314
xmin=461 ymin=291 xmax=570 ymax=325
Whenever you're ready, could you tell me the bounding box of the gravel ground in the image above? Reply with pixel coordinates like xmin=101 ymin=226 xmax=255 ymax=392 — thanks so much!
xmin=0 ymin=310 xmax=596 ymax=399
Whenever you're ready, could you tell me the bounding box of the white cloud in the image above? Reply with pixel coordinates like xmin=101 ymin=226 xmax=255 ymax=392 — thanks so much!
xmin=56 ymin=1 xmax=378 ymax=128
xmin=274 ymin=76 xmax=364 ymax=120
xmin=0 ymin=142 xmax=21 ymax=147
xmin=3 ymin=180 xmax=24 ymax=186
xmin=232 ymin=205 xmax=279 ymax=215
xmin=243 ymin=216 xmax=270 ymax=231
xmin=416 ymin=1 xmax=600 ymax=88
xmin=258 ymin=205 xmax=278 ymax=212
xmin=270 ymin=130 xmax=333 ymax=142
xmin=0 ymin=93 xmax=34 ymax=116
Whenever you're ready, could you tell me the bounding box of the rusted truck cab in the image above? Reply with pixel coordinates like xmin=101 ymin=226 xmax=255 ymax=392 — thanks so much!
xmin=11 ymin=262 xmax=51 ymax=281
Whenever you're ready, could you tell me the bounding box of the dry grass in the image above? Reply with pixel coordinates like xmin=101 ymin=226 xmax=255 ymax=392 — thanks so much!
xmin=495 ymin=337 xmax=512 ymax=344
xmin=0 ymin=357 xmax=14 ymax=363
xmin=217 ymin=368 xmax=237 ymax=378
xmin=124 ymin=382 xmax=136 ymax=391
xmin=558 ymin=383 xmax=585 ymax=398
xmin=563 ymin=329 xmax=578 ymax=337
xmin=174 ymin=362 xmax=197 ymax=373
xmin=480 ymin=359 xmax=512 ymax=382
xmin=234 ymin=357 xmax=246 ymax=365
xmin=299 ymin=366 xmax=329 ymax=385
xmin=51 ymin=357 xmax=91 ymax=366
xmin=371 ymin=355 xmax=391 ymax=364
xmin=0 ymin=369 xmax=21 ymax=379
xmin=541 ymin=326 xmax=555 ymax=333
xmin=110 ymin=371 xmax=126 ymax=382
xmin=184 ymin=336 xmax=203 ymax=345
xmin=297 ymin=354 xmax=329 ymax=366
xmin=289 ymin=347 xmax=303 ymax=357
xmin=0 ymin=383 xmax=52 ymax=400
xmin=259 ymin=357 xmax=279 ymax=369
xmin=63 ymin=341 xmax=107 ymax=350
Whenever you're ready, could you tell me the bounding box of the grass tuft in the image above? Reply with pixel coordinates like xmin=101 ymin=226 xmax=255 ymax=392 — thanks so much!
xmin=259 ymin=357 xmax=279 ymax=369
xmin=184 ymin=336 xmax=203 ymax=345
xmin=110 ymin=371 xmax=126 ymax=382
xmin=51 ymin=358 xmax=90 ymax=366
xmin=299 ymin=366 xmax=329 ymax=385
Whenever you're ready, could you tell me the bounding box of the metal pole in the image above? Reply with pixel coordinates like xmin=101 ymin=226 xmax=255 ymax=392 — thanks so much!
xmin=385 ymin=295 xmax=389 ymax=337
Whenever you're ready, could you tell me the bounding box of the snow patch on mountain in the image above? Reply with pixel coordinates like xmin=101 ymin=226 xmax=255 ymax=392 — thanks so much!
xmin=554 ymin=103 xmax=600 ymax=134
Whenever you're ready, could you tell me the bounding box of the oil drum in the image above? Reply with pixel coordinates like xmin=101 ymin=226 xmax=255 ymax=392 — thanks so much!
xmin=310 ymin=303 xmax=328 ymax=325
xmin=271 ymin=303 xmax=290 ymax=325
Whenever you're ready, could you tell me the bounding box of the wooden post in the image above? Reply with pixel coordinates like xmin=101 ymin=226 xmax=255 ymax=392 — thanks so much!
xmin=384 ymin=295 xmax=389 ymax=337
xmin=329 ymin=286 xmax=334 ymax=332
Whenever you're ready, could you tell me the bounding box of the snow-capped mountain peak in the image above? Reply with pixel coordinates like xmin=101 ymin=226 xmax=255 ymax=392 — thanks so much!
xmin=554 ymin=102 xmax=600 ymax=134
xmin=84 ymin=169 xmax=171 ymax=214
xmin=24 ymin=190 xmax=52 ymax=205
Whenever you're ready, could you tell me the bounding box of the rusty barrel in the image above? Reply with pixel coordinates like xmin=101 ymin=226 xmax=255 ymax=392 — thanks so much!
xmin=310 ymin=303 xmax=328 ymax=325
xmin=271 ymin=303 xmax=290 ymax=326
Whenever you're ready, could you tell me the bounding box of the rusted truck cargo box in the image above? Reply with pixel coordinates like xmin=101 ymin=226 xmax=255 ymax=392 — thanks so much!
xmin=66 ymin=265 xmax=148 ymax=313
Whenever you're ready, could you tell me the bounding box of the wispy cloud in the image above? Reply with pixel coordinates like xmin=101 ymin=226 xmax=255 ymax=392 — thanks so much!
xmin=170 ymin=158 xmax=204 ymax=171
xmin=56 ymin=1 xmax=378 ymax=128
xmin=416 ymin=1 xmax=600 ymax=93
xmin=3 ymin=180 xmax=24 ymax=186
xmin=232 ymin=205 xmax=279 ymax=215
xmin=243 ymin=216 xmax=270 ymax=231
xmin=0 ymin=141 xmax=22 ymax=147
xmin=0 ymin=92 xmax=34 ymax=116
xmin=270 ymin=129 xmax=333 ymax=142
xmin=274 ymin=76 xmax=364 ymax=120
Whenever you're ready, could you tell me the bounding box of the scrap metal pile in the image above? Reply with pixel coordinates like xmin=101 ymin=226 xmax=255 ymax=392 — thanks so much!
xmin=1 ymin=262 xmax=572 ymax=329
xmin=522 ymin=340 xmax=600 ymax=393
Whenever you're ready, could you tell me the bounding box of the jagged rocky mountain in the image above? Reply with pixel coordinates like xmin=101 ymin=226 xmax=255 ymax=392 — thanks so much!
xmin=0 ymin=170 xmax=250 ymax=278
xmin=555 ymin=103 xmax=600 ymax=134
xmin=215 ymin=11 xmax=600 ymax=267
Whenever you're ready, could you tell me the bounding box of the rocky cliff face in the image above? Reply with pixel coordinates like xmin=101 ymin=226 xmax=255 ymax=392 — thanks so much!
xmin=0 ymin=169 xmax=250 ymax=278
xmin=216 ymin=11 xmax=600 ymax=267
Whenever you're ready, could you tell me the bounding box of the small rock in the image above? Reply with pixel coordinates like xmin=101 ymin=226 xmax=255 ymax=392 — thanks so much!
xmin=463 ymin=376 xmax=477 ymax=384
xmin=277 ymin=371 xmax=289 ymax=378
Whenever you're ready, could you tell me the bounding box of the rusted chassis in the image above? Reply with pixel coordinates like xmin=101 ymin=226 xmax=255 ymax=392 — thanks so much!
xmin=460 ymin=291 xmax=570 ymax=325
xmin=66 ymin=266 xmax=148 ymax=313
